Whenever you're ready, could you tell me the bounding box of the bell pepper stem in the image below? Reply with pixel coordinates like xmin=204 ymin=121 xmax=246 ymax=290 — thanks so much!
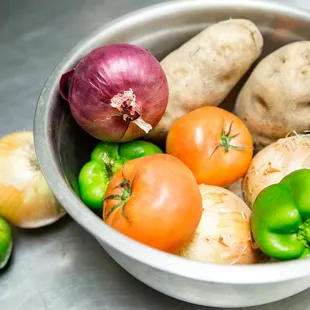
xmin=298 ymin=219 xmax=310 ymax=244
xmin=102 ymin=153 xmax=115 ymax=177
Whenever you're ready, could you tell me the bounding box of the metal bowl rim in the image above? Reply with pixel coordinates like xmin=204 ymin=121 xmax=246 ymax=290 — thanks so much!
xmin=34 ymin=0 xmax=310 ymax=285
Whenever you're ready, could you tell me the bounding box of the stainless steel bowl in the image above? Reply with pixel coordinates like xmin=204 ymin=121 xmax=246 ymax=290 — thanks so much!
xmin=34 ymin=0 xmax=310 ymax=308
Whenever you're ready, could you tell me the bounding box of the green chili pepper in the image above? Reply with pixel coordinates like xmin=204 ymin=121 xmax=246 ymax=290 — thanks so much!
xmin=78 ymin=140 xmax=162 ymax=214
xmin=251 ymin=168 xmax=310 ymax=261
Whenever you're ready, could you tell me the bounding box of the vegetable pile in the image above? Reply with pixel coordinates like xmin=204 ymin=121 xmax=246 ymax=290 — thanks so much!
xmin=4 ymin=16 xmax=310 ymax=272
xmin=56 ymin=18 xmax=310 ymax=265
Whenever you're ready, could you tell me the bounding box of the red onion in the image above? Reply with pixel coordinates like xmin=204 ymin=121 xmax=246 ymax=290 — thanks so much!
xmin=59 ymin=43 xmax=169 ymax=142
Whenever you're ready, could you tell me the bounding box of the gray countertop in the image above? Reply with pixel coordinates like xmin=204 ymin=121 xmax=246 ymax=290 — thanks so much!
xmin=1 ymin=0 xmax=310 ymax=309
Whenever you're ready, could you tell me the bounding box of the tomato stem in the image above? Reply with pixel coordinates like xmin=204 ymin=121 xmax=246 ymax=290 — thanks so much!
xmin=104 ymin=167 xmax=138 ymax=221
xmin=210 ymin=121 xmax=253 ymax=158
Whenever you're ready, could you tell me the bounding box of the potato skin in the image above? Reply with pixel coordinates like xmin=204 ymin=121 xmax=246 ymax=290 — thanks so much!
xmin=234 ymin=41 xmax=310 ymax=152
xmin=146 ymin=19 xmax=263 ymax=143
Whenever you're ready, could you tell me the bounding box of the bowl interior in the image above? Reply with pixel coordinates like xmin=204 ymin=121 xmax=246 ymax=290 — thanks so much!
xmin=55 ymin=2 xmax=310 ymax=200
xmin=35 ymin=0 xmax=310 ymax=283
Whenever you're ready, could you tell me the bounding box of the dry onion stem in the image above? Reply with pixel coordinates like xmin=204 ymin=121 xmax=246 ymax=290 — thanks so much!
xmin=0 ymin=131 xmax=66 ymax=228
xmin=177 ymin=184 xmax=263 ymax=264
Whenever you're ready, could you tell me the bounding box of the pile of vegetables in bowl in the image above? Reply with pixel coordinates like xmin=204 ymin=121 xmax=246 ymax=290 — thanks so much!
xmin=2 ymin=16 xmax=308 ymax=272
xmin=57 ymin=17 xmax=310 ymax=265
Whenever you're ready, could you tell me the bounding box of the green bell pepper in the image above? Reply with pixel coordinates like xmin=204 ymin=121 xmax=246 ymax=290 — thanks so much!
xmin=78 ymin=140 xmax=162 ymax=214
xmin=0 ymin=217 xmax=12 ymax=270
xmin=251 ymin=168 xmax=310 ymax=261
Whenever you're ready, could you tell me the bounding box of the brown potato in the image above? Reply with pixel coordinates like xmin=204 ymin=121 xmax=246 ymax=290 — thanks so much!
xmin=234 ymin=41 xmax=310 ymax=152
xmin=146 ymin=19 xmax=264 ymax=144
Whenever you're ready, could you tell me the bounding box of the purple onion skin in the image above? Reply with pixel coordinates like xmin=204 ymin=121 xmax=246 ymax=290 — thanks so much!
xmin=59 ymin=43 xmax=169 ymax=142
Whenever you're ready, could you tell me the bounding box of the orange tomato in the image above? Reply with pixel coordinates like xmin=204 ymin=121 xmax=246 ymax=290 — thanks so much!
xmin=166 ymin=106 xmax=253 ymax=187
xmin=103 ymin=153 xmax=202 ymax=253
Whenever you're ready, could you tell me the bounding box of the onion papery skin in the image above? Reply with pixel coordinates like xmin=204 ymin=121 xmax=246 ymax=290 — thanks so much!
xmin=177 ymin=184 xmax=264 ymax=264
xmin=243 ymin=134 xmax=310 ymax=208
xmin=0 ymin=131 xmax=66 ymax=229
xmin=59 ymin=43 xmax=169 ymax=142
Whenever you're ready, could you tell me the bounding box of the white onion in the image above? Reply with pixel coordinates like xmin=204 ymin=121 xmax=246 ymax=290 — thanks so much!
xmin=0 ymin=131 xmax=66 ymax=228
xmin=177 ymin=184 xmax=264 ymax=264
xmin=243 ymin=134 xmax=310 ymax=208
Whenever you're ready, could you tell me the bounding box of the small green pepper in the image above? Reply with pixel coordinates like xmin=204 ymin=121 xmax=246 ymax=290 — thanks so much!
xmin=78 ymin=140 xmax=162 ymax=214
xmin=0 ymin=217 xmax=12 ymax=270
xmin=251 ymin=168 xmax=310 ymax=261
